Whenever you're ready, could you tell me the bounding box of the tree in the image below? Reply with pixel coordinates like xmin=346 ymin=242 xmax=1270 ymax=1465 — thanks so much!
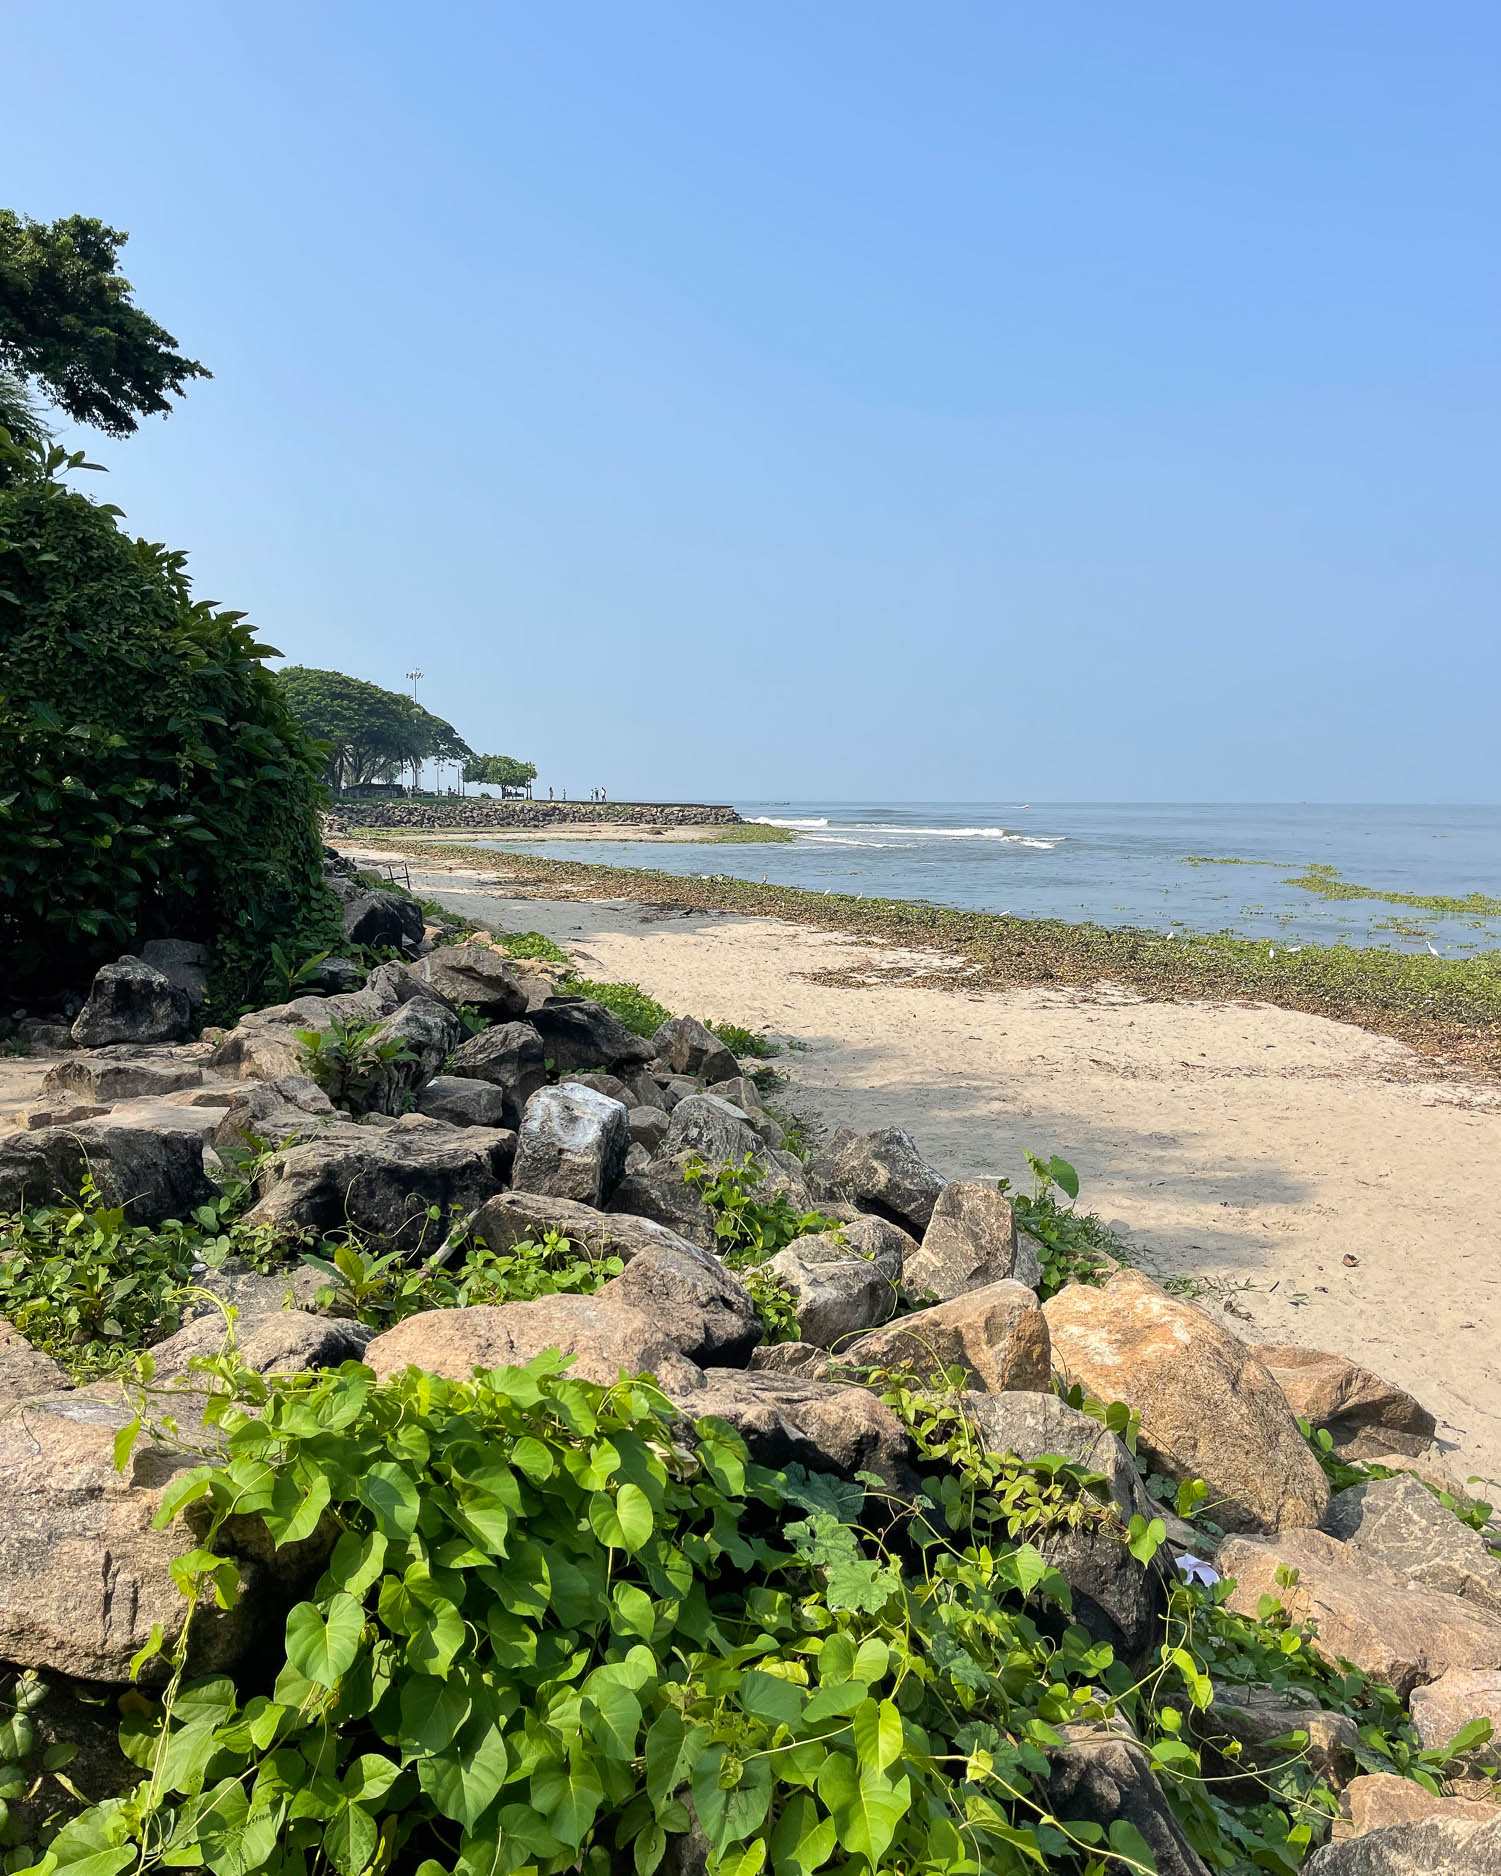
xmin=0 ymin=212 xmax=209 ymax=436
xmin=279 ymin=667 xmax=473 ymax=791
xmin=462 ymin=754 xmax=537 ymax=797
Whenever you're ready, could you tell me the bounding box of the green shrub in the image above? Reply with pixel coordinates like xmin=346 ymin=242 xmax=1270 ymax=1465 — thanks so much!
xmin=683 ymin=1153 xmax=841 ymax=1264
xmin=0 ymin=436 xmax=340 ymax=1012
xmin=564 ymin=975 xmax=672 ymax=1039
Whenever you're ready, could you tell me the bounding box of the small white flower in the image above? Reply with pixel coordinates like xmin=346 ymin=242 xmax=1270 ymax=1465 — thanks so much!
xmin=1176 ymin=1552 xmax=1220 ymax=1588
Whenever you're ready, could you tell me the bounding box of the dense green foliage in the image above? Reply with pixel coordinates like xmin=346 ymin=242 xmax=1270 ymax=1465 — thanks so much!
xmin=279 ymin=669 xmax=472 ymax=794
xmin=461 ymin=756 xmax=537 ymax=796
xmin=706 ymin=824 xmax=795 ymax=844
xmin=0 ymin=438 xmax=340 ymax=1009
xmin=0 ymin=212 xmax=209 ymax=437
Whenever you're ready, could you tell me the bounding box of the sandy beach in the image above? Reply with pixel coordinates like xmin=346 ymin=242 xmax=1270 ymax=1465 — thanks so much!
xmin=353 ymin=844 xmax=1501 ymax=1491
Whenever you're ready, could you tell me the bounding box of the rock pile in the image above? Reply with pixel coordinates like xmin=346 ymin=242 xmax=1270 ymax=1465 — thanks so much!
xmin=324 ymin=799 xmax=741 ymax=831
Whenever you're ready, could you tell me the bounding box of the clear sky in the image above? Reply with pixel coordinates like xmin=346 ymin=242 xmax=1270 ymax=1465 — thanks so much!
xmin=8 ymin=3 xmax=1498 ymax=802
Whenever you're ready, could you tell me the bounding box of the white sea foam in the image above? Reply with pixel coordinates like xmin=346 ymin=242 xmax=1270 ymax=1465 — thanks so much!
xmin=752 ymin=817 xmax=829 ymax=828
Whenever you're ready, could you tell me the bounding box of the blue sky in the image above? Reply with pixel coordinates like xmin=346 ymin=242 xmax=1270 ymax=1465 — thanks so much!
xmin=9 ymin=3 xmax=1498 ymax=801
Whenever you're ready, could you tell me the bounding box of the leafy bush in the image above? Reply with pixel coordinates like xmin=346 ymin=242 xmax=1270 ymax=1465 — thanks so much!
xmin=683 ymin=1153 xmax=841 ymax=1265
xmin=300 ymin=1229 xmax=623 ymax=1329
xmin=0 ymin=436 xmax=341 ymax=1011
xmin=1002 ymin=1154 xmax=1129 ymax=1299
xmin=708 ymin=1021 xmax=779 ymax=1059
xmin=491 ymin=930 xmax=569 ymax=965
xmin=296 ymin=1016 xmax=418 ymax=1118
xmin=562 ymin=976 xmax=672 ymax=1039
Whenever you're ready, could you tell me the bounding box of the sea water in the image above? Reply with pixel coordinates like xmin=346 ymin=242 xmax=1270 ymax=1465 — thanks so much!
xmin=472 ymin=802 xmax=1501 ymax=953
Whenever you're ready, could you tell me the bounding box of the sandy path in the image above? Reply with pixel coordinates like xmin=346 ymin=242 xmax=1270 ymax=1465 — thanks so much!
xmin=366 ymin=850 xmax=1501 ymax=1488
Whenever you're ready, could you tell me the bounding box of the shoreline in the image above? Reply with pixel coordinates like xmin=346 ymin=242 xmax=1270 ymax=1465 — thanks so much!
xmin=337 ymin=839 xmax=1501 ymax=1486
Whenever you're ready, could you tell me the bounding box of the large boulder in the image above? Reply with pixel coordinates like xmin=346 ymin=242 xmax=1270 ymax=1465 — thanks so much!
xmin=767 ymin=1229 xmax=901 ymax=1348
xmin=242 ymin=1119 xmax=515 ymax=1249
xmin=445 ymin=1022 xmax=548 ymax=1128
xmin=207 ymin=962 xmax=430 ymax=1082
xmin=628 ymin=1106 xmax=670 ymax=1154
xmin=610 ymin=1151 xmax=724 ymax=1251
xmin=366 ymin=1245 xmax=756 ymax=1390
xmin=138 ymin=939 xmax=211 ymax=1012
xmin=1044 ymin=1270 xmax=1330 ymax=1535
xmin=1045 ymin=1722 xmax=1212 ymax=1876
xmin=960 ymin=1391 xmax=1171 ymax=1662
xmin=70 ymin=957 xmax=190 ymax=1048
xmin=1252 ymin=1343 xmax=1438 ymax=1461
xmin=1408 ymin=1667 xmax=1501 ymax=1753
xmin=1324 ymin=1474 xmax=1501 ymax=1614
xmin=416 ymin=1075 xmax=510 ymax=1128
xmin=340 ymin=889 xmax=424 ymax=954
xmin=473 ymin=1192 xmax=705 ymax=1266
xmin=525 ymin=998 xmax=655 ymax=1073
xmin=666 ymin=1370 xmax=918 ymax=1497
xmin=663 ymin=1092 xmax=765 ymax=1166
xmin=651 ymin=1016 xmax=738 ymax=1085
xmin=1336 ymin=1773 xmax=1499 ymax=1839
xmin=512 ymin=1084 xmax=630 ymax=1207
xmin=841 ymin=1280 xmax=1051 ymax=1394
xmin=411 ymin=943 xmax=531 ymax=1019
xmin=1219 ymin=1528 xmax=1501 ymax=1696
xmin=1306 ymin=1813 xmax=1501 ymax=1872
xmin=0 ymin=1120 xmax=214 ymax=1226
xmin=830 ymin=1127 xmax=946 ymax=1235
xmin=903 ymin=1180 xmax=1041 ymax=1301
xmin=212 ymin=1075 xmax=338 ymax=1156
xmin=0 ymin=1391 xmax=325 ymax=1683
xmin=41 ymin=1049 xmax=203 ymax=1106
xmin=361 ymin=993 xmax=468 ymax=1112
xmin=145 ymin=1311 xmax=374 ymax=1381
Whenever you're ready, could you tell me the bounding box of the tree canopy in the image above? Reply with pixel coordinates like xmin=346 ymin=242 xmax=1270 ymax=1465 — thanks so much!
xmin=0 ymin=212 xmax=210 ymax=436
xmin=278 ymin=666 xmax=473 ymax=791
xmin=463 ymin=753 xmax=537 ymax=795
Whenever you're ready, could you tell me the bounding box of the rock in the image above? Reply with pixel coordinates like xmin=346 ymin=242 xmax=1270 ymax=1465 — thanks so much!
xmin=206 ymin=966 xmax=425 ymax=1082
xmin=803 ymin=1125 xmax=856 ymax=1201
xmin=1219 ymin=1528 xmax=1501 ymax=1696
xmin=748 ymin=1341 xmax=833 ymax=1378
xmin=903 ymin=1180 xmax=1041 ymax=1301
xmin=652 ymin=1016 xmax=739 ymax=1085
xmin=567 ymin=1070 xmax=635 ymax=1106
xmin=1305 ymin=1812 xmax=1501 ymax=1872
xmin=0 ymin=1321 xmax=71 ymax=1403
xmin=138 ymin=939 xmax=211 ymax=1012
xmin=1253 ymin=1343 xmax=1438 ymax=1460
xmin=713 ymin=1075 xmax=766 ymax=1115
xmin=1046 ymin=1722 xmax=1212 ymax=1876
xmin=1324 ymin=1475 xmax=1501 ymax=1614
xmin=411 ymin=943 xmax=530 ymax=1018
xmin=663 ymin=1092 xmax=765 ymax=1167
xmin=628 ymin=1105 xmax=670 ymax=1153
xmin=367 ymin=1245 xmax=755 ymax=1390
xmin=658 ymin=1075 xmax=698 ymax=1109
xmin=42 ymin=1049 xmax=203 ymax=1105
xmin=474 ymin=1191 xmax=705 ymax=1266
xmin=0 ymin=1120 xmax=214 ymax=1226
xmin=841 ymin=1280 xmax=1052 ymax=1393
xmin=666 ymin=1370 xmax=918 ymax=1497
xmin=1409 ymin=1668 xmax=1501 ymax=1753
xmin=145 ymin=1311 xmax=374 ymax=1380
xmin=1339 ymin=1772 xmax=1499 ymax=1838
xmin=211 ymin=1075 xmax=337 ymax=1156
xmin=22 ymin=1104 xmax=110 ymax=1131
xmin=526 ymin=998 xmax=655 ymax=1073
xmin=340 ymin=889 xmax=425 ymax=954
xmin=959 ymin=1391 xmax=1171 ymax=1659
xmin=1201 ymin=1685 xmax=1359 ymax=1786
xmin=416 ymin=1075 xmax=510 ymax=1128
xmin=361 ymin=993 xmax=467 ymax=1112
xmin=304 ymin=955 xmax=364 ymax=994
xmin=610 ymin=1152 xmax=723 ymax=1251
xmin=70 ymin=957 xmax=190 ymax=1049
xmin=512 ymin=1084 xmax=629 ymax=1206
xmin=766 ymin=1230 xmax=901 ymax=1347
xmin=1044 ymin=1270 xmax=1331 ymax=1535
xmin=830 ymin=1127 xmax=946 ymax=1235
xmin=445 ymin=1022 xmax=548 ymax=1128
xmin=242 ymin=1121 xmax=515 ymax=1250
xmin=0 ymin=1390 xmax=326 ymax=1683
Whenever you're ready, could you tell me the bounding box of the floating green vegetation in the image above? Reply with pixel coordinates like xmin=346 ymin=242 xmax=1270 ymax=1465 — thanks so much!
xmin=705 ymin=821 xmax=795 ymax=843
xmin=1181 ymin=855 xmax=1283 ymax=867
xmin=385 ymin=840 xmax=1501 ymax=1072
xmin=1284 ymin=863 xmax=1501 ymax=918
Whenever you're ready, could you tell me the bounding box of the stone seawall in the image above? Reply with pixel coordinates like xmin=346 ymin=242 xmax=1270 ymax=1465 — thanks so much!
xmin=326 ymin=799 xmax=742 ymax=831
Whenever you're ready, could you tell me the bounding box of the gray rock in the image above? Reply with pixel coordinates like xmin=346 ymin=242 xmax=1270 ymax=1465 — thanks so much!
xmin=138 ymin=939 xmax=211 ymax=1012
xmin=145 ymin=1311 xmax=374 ymax=1380
xmin=602 ymin=1243 xmax=762 ymax=1367
xmin=70 ymin=957 xmax=190 ymax=1049
xmin=341 ymin=889 xmax=425 ymax=954
xmin=624 ymin=1142 xmax=652 ymax=1175
xmin=474 ymin=1191 xmax=707 ymax=1266
xmin=1305 ymin=1812 xmax=1501 ymax=1872
xmin=526 ymin=998 xmax=656 ymax=1073
xmin=748 ymin=1341 xmax=833 ymax=1378
xmin=242 ymin=1120 xmax=515 ymax=1249
xmin=665 ymin=1092 xmax=765 ymax=1166
xmin=212 ymin=1075 xmax=337 ymax=1156
xmin=628 ymin=1105 xmax=670 ymax=1153
xmin=904 ymin=1180 xmax=1041 ymax=1301
xmin=445 ymin=1022 xmax=548 ymax=1127
xmin=512 ymin=1083 xmax=629 ymax=1206
xmin=658 ymin=1075 xmax=698 ymax=1109
xmin=652 ymin=1016 xmax=739 ymax=1084
xmin=1408 ymin=1667 xmax=1501 ymax=1754
xmin=412 ymin=943 xmax=530 ymax=1019
xmin=767 ymin=1229 xmax=901 ymax=1348
xmin=361 ymin=993 xmax=467 ymax=1113
xmin=842 ymin=1279 xmax=1052 ymax=1394
xmin=1324 ymin=1474 xmax=1501 ymax=1614
xmin=1046 ymin=1723 xmax=1212 ymax=1876
xmin=0 ymin=1320 xmax=71 ymax=1403
xmin=0 ymin=1119 xmax=214 ymax=1225
xmin=666 ymin=1369 xmax=918 ymax=1498
xmin=610 ymin=1151 xmax=723 ymax=1251
xmin=417 ymin=1075 xmax=510 ymax=1128
xmin=713 ymin=1075 xmax=767 ymax=1115
xmin=207 ymin=963 xmax=428 ymax=1082
xmin=569 ymin=1071 xmax=636 ymax=1106
xmin=803 ymin=1125 xmax=856 ymax=1201
xmin=42 ymin=1049 xmax=203 ymax=1106
xmin=830 ymin=1127 xmax=946 ymax=1234
xmin=304 ymin=955 xmax=364 ymax=994
xmin=1201 ymin=1685 xmax=1359 ymax=1786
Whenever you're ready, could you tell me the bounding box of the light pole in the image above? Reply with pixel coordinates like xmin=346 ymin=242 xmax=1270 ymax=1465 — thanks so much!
xmin=405 ymin=669 xmax=423 ymax=793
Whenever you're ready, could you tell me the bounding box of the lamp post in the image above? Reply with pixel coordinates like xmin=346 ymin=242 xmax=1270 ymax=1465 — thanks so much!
xmin=405 ymin=669 xmax=424 ymax=793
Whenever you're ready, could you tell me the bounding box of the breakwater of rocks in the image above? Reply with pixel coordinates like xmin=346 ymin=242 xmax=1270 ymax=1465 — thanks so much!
xmin=325 ymin=799 xmax=742 ymax=831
